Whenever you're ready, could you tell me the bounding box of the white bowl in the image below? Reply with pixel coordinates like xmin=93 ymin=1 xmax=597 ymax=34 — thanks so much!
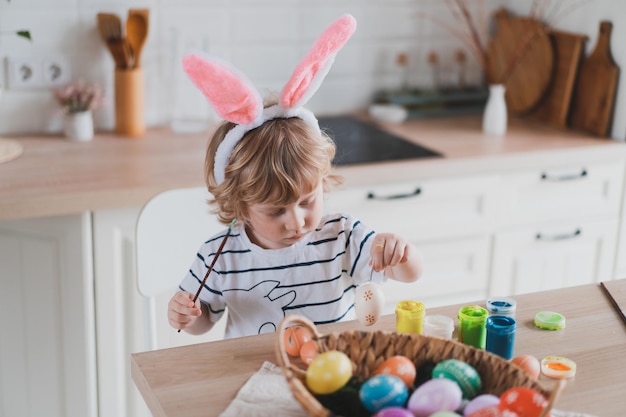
xmin=368 ymin=104 xmax=408 ymax=124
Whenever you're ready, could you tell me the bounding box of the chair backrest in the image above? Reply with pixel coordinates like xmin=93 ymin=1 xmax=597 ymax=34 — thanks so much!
xmin=136 ymin=186 xmax=223 ymax=297
xmin=136 ymin=186 xmax=228 ymax=348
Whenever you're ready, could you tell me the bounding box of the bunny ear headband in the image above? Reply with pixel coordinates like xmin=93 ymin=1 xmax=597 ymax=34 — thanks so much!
xmin=182 ymin=14 xmax=357 ymax=184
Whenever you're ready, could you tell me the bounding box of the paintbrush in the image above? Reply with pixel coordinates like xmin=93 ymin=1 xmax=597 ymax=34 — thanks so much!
xmin=178 ymin=219 xmax=236 ymax=333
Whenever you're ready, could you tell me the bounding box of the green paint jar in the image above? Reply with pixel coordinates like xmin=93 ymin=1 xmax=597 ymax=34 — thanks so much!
xmin=457 ymin=305 xmax=488 ymax=349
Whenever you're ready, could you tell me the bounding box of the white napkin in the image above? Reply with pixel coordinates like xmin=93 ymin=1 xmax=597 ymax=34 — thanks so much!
xmin=219 ymin=361 xmax=598 ymax=417
xmin=219 ymin=361 xmax=307 ymax=417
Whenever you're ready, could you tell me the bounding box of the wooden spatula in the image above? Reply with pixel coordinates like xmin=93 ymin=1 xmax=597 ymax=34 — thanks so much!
xmin=570 ymin=21 xmax=620 ymax=137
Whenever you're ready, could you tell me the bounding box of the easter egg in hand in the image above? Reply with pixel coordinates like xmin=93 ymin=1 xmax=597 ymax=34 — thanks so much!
xmin=355 ymin=282 xmax=385 ymax=326
xmin=283 ymin=325 xmax=312 ymax=357
xmin=306 ymin=350 xmax=352 ymax=395
xmin=511 ymin=354 xmax=541 ymax=380
xmin=374 ymin=355 xmax=417 ymax=388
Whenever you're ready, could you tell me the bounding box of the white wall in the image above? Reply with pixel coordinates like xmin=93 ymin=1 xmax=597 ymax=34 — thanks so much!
xmin=0 ymin=0 xmax=623 ymax=140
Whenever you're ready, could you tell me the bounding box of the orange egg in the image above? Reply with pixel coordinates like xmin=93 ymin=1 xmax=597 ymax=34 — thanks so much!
xmin=511 ymin=354 xmax=541 ymax=380
xmin=373 ymin=355 xmax=416 ymax=388
xmin=283 ymin=325 xmax=312 ymax=357
xmin=300 ymin=340 xmax=318 ymax=365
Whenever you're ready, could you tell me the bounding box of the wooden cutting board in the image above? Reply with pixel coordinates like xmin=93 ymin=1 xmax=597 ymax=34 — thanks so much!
xmin=487 ymin=8 xmax=554 ymax=115
xmin=530 ymin=30 xmax=587 ymax=127
xmin=570 ymin=21 xmax=620 ymax=137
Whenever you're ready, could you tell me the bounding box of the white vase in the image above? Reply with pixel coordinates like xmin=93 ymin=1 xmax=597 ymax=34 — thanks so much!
xmin=482 ymin=84 xmax=507 ymax=137
xmin=64 ymin=110 xmax=94 ymax=142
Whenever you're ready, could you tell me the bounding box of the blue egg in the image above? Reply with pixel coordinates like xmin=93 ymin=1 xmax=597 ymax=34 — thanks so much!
xmin=359 ymin=374 xmax=409 ymax=413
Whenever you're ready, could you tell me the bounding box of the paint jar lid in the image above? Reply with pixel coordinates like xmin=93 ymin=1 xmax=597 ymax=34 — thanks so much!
xmin=486 ymin=296 xmax=517 ymax=315
xmin=541 ymin=356 xmax=577 ymax=379
xmin=534 ymin=311 xmax=566 ymax=330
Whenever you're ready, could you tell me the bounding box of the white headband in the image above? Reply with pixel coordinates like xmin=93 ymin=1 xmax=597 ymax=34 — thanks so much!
xmin=182 ymin=14 xmax=356 ymax=184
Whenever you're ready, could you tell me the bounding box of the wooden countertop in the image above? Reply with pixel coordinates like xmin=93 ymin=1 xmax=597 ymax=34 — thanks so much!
xmin=1 ymin=115 xmax=625 ymax=220
xmin=131 ymin=281 xmax=626 ymax=417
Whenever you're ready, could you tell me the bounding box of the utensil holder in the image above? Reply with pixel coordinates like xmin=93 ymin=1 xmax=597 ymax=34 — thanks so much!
xmin=115 ymin=68 xmax=145 ymax=137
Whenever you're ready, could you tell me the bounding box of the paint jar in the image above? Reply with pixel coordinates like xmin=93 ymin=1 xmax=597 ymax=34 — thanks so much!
xmin=457 ymin=305 xmax=488 ymax=349
xmin=423 ymin=314 xmax=454 ymax=339
xmin=486 ymin=296 xmax=517 ymax=318
xmin=395 ymin=300 xmax=425 ymax=334
xmin=486 ymin=315 xmax=517 ymax=359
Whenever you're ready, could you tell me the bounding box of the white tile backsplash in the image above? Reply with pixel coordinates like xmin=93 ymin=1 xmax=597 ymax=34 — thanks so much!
xmin=1 ymin=0 xmax=624 ymax=139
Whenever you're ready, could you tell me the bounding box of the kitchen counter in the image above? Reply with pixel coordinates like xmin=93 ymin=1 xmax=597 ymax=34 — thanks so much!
xmin=131 ymin=281 xmax=626 ymax=417
xmin=1 ymin=115 xmax=625 ymax=220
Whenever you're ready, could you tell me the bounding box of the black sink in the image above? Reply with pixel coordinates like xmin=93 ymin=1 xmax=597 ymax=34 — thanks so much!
xmin=318 ymin=116 xmax=443 ymax=166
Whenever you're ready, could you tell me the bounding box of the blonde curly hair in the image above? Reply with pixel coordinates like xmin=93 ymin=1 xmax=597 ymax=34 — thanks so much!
xmin=205 ymin=115 xmax=341 ymax=226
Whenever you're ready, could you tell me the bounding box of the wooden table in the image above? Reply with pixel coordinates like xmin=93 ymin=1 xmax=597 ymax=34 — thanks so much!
xmin=131 ymin=282 xmax=626 ymax=417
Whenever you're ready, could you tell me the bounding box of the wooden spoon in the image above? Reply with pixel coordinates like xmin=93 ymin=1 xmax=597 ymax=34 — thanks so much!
xmin=126 ymin=9 xmax=149 ymax=68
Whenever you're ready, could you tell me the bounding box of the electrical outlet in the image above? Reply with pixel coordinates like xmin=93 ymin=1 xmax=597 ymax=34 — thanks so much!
xmin=42 ymin=56 xmax=70 ymax=86
xmin=6 ymin=56 xmax=41 ymax=89
xmin=5 ymin=55 xmax=71 ymax=90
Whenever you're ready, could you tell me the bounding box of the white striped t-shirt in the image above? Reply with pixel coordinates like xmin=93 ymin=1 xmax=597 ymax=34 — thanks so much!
xmin=178 ymin=213 xmax=384 ymax=339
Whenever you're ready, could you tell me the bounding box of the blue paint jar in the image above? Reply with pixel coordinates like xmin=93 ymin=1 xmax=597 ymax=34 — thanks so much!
xmin=486 ymin=315 xmax=516 ymax=359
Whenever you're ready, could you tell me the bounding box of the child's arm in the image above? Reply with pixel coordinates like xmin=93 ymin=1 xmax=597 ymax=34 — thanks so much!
xmin=370 ymin=233 xmax=424 ymax=283
xmin=167 ymin=291 xmax=215 ymax=335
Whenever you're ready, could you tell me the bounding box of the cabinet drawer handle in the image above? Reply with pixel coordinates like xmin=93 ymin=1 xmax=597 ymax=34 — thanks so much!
xmin=367 ymin=187 xmax=421 ymax=201
xmin=535 ymin=228 xmax=581 ymax=241
xmin=540 ymin=168 xmax=587 ymax=182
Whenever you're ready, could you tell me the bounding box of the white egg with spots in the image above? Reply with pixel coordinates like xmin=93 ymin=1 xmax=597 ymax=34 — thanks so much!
xmin=355 ymin=282 xmax=385 ymax=326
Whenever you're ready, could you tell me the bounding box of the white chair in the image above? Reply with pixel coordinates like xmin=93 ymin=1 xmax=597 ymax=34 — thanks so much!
xmin=136 ymin=186 xmax=227 ymax=350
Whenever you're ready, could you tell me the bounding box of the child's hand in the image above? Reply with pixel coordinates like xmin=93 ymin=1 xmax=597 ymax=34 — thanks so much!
xmin=168 ymin=291 xmax=202 ymax=331
xmin=370 ymin=233 xmax=409 ymax=272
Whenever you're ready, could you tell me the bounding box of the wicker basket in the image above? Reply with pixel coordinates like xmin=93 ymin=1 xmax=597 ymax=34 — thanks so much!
xmin=275 ymin=315 xmax=565 ymax=417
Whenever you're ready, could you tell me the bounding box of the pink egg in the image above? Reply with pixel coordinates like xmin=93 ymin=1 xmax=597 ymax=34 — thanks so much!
xmin=463 ymin=394 xmax=500 ymax=416
xmin=408 ymin=378 xmax=463 ymax=417
xmin=374 ymin=407 xmax=414 ymax=417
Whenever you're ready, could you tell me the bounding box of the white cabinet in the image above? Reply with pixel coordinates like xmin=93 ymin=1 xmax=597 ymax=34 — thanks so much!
xmin=326 ymin=174 xmax=499 ymax=310
xmin=0 ymin=214 xmax=97 ymax=417
xmin=492 ymin=161 xmax=625 ymax=296
xmin=491 ymin=217 xmax=619 ymax=296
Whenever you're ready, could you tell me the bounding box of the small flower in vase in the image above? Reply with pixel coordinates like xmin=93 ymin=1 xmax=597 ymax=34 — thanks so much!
xmin=54 ymin=80 xmax=104 ymax=115
xmin=54 ymin=80 xmax=104 ymax=142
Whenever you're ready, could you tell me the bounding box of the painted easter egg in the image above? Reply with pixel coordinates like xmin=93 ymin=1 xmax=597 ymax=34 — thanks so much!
xmin=432 ymin=359 xmax=482 ymax=399
xmin=463 ymin=394 xmax=500 ymax=416
xmin=498 ymin=387 xmax=549 ymax=417
xmin=511 ymin=354 xmax=541 ymax=380
xmin=300 ymin=340 xmax=318 ymax=365
xmin=466 ymin=406 xmax=501 ymax=417
xmin=354 ymin=282 xmax=385 ymax=326
xmin=305 ymin=351 xmax=352 ymax=395
xmin=407 ymin=378 xmax=463 ymax=417
xmin=283 ymin=325 xmax=312 ymax=357
xmin=430 ymin=412 xmax=463 ymax=417
xmin=373 ymin=406 xmax=414 ymax=417
xmin=359 ymin=374 xmax=409 ymax=413
xmin=374 ymin=355 xmax=417 ymax=388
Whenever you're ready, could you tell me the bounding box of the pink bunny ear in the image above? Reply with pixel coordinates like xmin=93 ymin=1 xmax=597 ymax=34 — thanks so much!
xmin=182 ymin=52 xmax=263 ymax=125
xmin=281 ymin=14 xmax=357 ymax=109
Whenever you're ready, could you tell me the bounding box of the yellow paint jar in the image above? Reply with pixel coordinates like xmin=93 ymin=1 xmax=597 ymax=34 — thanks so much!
xmin=395 ymin=300 xmax=425 ymax=334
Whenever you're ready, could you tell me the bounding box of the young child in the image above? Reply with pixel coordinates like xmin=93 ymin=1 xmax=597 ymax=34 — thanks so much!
xmin=167 ymin=14 xmax=423 ymax=339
